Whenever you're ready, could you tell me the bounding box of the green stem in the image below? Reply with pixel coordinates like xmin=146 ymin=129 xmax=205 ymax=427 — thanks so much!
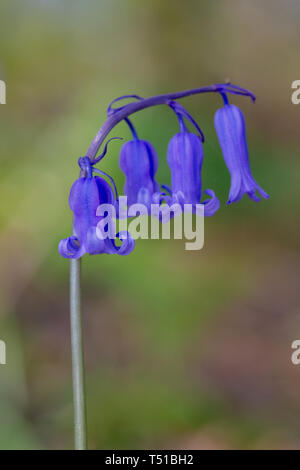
xmin=70 ymin=257 xmax=87 ymax=450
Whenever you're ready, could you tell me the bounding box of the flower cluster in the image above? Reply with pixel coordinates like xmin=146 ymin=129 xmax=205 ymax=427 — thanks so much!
xmin=59 ymin=83 xmax=269 ymax=259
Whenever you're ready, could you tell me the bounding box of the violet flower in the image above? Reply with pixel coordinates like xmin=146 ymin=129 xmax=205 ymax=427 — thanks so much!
xmin=119 ymin=119 xmax=160 ymax=208
xmin=166 ymin=103 xmax=220 ymax=216
xmin=59 ymin=83 xmax=264 ymax=259
xmin=59 ymin=156 xmax=134 ymax=258
xmin=214 ymin=94 xmax=269 ymax=204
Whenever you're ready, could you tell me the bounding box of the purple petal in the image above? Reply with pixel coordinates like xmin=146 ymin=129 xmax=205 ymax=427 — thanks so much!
xmin=214 ymin=104 xmax=269 ymax=204
xmin=167 ymin=132 xmax=203 ymax=205
xmin=171 ymin=190 xmax=185 ymax=207
xmin=104 ymin=231 xmax=135 ymax=256
xmin=137 ymin=187 xmax=152 ymax=208
xmin=85 ymin=227 xmax=107 ymax=255
xmin=201 ymin=189 xmax=220 ymax=216
xmin=58 ymin=236 xmax=85 ymax=259
xmin=119 ymin=139 xmax=160 ymax=206
xmin=69 ymin=175 xmax=115 ymax=248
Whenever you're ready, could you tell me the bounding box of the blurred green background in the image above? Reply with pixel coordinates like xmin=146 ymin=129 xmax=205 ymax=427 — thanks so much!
xmin=0 ymin=0 xmax=300 ymax=450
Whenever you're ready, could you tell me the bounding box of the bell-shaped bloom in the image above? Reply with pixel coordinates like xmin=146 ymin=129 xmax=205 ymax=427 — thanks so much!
xmin=214 ymin=104 xmax=269 ymax=204
xmin=119 ymin=139 xmax=160 ymax=209
xmin=167 ymin=132 xmax=220 ymax=216
xmin=59 ymin=157 xmax=134 ymax=259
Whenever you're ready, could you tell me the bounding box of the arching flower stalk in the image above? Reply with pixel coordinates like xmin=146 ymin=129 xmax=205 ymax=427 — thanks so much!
xmin=60 ymin=83 xmax=268 ymax=450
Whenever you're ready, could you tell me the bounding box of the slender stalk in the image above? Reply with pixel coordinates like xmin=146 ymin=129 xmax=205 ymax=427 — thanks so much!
xmin=70 ymin=257 xmax=87 ymax=450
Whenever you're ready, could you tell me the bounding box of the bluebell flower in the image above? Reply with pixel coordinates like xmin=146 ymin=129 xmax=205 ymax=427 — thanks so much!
xmin=166 ymin=132 xmax=220 ymax=216
xmin=59 ymin=84 xmax=263 ymax=259
xmin=214 ymin=100 xmax=269 ymax=204
xmin=119 ymin=119 xmax=160 ymax=208
xmin=59 ymin=157 xmax=134 ymax=258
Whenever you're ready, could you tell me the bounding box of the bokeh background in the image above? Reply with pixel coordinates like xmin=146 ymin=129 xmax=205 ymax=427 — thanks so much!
xmin=0 ymin=0 xmax=300 ymax=450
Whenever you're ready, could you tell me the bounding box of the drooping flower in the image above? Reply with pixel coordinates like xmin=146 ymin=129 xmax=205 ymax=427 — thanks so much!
xmin=59 ymin=157 xmax=134 ymax=258
xmin=59 ymin=84 xmax=263 ymax=259
xmin=166 ymin=131 xmax=220 ymax=216
xmin=214 ymin=99 xmax=269 ymax=204
xmin=119 ymin=119 xmax=160 ymax=208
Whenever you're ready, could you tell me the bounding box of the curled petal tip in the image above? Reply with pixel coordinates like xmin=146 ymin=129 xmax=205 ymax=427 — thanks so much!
xmin=105 ymin=231 xmax=135 ymax=256
xmin=227 ymin=186 xmax=269 ymax=205
xmin=58 ymin=236 xmax=85 ymax=259
xmin=202 ymin=189 xmax=220 ymax=216
xmin=248 ymin=191 xmax=261 ymax=203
